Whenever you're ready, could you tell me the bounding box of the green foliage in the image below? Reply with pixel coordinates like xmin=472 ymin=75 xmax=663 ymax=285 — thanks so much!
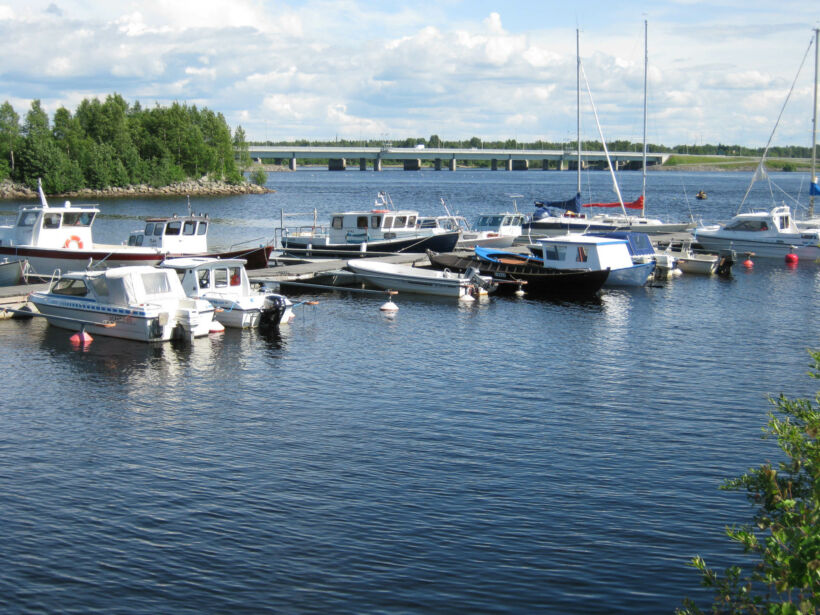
xmin=249 ymin=167 xmax=267 ymax=186
xmin=2 ymin=94 xmax=242 ymax=193
xmin=679 ymin=351 xmax=820 ymax=614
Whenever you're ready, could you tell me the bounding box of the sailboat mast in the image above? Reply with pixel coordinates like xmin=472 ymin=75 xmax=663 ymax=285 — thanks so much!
xmin=641 ymin=19 xmax=648 ymax=217
xmin=577 ymin=28 xmax=581 ymax=197
xmin=811 ymin=27 xmax=818 ymax=218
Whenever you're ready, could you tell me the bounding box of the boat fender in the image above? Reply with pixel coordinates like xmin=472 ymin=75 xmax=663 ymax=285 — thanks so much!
xmin=64 ymin=235 xmax=84 ymax=249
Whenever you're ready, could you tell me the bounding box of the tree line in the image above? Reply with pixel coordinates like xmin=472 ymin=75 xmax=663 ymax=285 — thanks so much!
xmin=0 ymin=94 xmax=250 ymax=194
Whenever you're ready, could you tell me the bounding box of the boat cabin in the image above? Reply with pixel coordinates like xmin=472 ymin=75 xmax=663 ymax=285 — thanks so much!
xmin=161 ymin=257 xmax=250 ymax=297
xmin=722 ymin=206 xmax=797 ymax=234
xmin=531 ymin=234 xmax=635 ymax=271
xmin=473 ymin=213 xmax=526 ymax=234
xmin=127 ymin=214 xmax=209 ymax=253
xmin=0 ymin=201 xmax=97 ymax=249
xmin=329 ymin=209 xmax=422 ymax=243
xmin=417 ymin=215 xmax=469 ymax=233
xmin=47 ymin=266 xmax=187 ymax=305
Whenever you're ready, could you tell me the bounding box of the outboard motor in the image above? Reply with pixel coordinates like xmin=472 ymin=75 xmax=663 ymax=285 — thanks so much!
xmin=259 ymin=294 xmax=287 ymax=327
xmin=716 ymin=249 xmax=735 ymax=276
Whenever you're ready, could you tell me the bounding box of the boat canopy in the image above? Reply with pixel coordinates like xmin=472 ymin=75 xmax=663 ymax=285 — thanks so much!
xmin=82 ymin=267 xmax=186 ymax=305
xmin=533 ymin=193 xmax=581 ymax=217
xmin=583 ymin=196 xmax=644 ymax=210
xmin=589 ymin=231 xmax=655 ymax=257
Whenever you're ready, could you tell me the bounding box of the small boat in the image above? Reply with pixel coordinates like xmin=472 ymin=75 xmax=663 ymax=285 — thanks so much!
xmin=663 ymin=240 xmax=734 ymax=275
xmin=417 ymin=209 xmax=524 ymax=249
xmin=161 ymin=257 xmax=294 ymax=328
xmin=346 ymin=259 xmax=496 ymax=299
xmin=0 ymin=181 xmax=273 ymax=277
xmin=28 ymin=266 xmax=217 ymax=342
xmin=0 ymin=258 xmax=27 ymax=286
xmin=526 ymin=234 xmax=655 ymax=287
xmin=696 ymin=190 xmax=707 ymax=200
xmin=279 ymin=192 xmax=460 ymax=258
xmin=426 ymin=249 xmax=609 ymax=298
xmin=694 ymin=205 xmax=820 ymax=260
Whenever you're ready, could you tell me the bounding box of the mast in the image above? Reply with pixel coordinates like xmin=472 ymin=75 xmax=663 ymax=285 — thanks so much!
xmin=576 ymin=28 xmax=581 ymax=198
xmin=811 ymin=27 xmax=818 ymax=218
xmin=641 ymin=19 xmax=648 ymax=217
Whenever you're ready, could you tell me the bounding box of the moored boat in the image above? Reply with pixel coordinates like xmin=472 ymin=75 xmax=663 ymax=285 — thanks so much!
xmin=346 ymin=259 xmax=495 ymax=299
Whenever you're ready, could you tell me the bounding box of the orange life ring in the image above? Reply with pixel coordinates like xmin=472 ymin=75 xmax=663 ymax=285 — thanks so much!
xmin=371 ymin=209 xmax=389 ymax=213
xmin=64 ymin=235 xmax=84 ymax=249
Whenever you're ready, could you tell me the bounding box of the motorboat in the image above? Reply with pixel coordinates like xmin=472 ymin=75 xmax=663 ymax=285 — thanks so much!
xmin=28 ymin=266 xmax=217 ymax=342
xmin=346 ymin=259 xmax=496 ymax=299
xmin=0 ymin=181 xmax=273 ymax=277
xmin=161 ymin=257 xmax=294 ymax=328
xmin=417 ymin=211 xmax=524 ymax=249
xmin=426 ymin=249 xmax=609 ymax=298
xmin=662 ymin=240 xmax=734 ymax=275
xmin=279 ymin=192 xmax=460 ymax=258
xmin=526 ymin=234 xmax=655 ymax=287
xmin=694 ymin=205 xmax=820 ymax=260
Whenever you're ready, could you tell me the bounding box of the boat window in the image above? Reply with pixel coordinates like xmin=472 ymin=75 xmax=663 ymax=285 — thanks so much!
xmin=778 ymin=215 xmax=789 ymax=229
xmin=576 ymin=246 xmax=588 ymax=262
xmin=43 ymin=213 xmax=61 ymax=229
xmin=90 ymin=276 xmax=109 ymax=297
xmin=183 ymin=221 xmax=196 ymax=235
xmin=383 ymin=216 xmax=393 ymax=229
xmin=63 ymin=212 xmax=94 ymax=226
xmin=724 ymin=220 xmax=769 ymax=232
xmin=214 ymin=268 xmax=228 ymax=288
xmin=142 ymin=271 xmax=175 ymax=295
xmin=144 ymin=223 xmax=155 ymax=235
xmin=133 ymin=235 xmax=143 ymax=246
xmin=395 ymin=216 xmax=407 ymax=227
xmin=197 ymin=221 xmax=207 ymax=235
xmin=418 ymin=218 xmax=436 ymax=229
xmin=332 ymin=216 xmax=343 ymax=230
xmin=229 ymin=267 xmax=241 ymax=286
xmin=357 ymin=216 xmax=368 ymax=229
xmin=407 ymin=216 xmax=416 ymax=227
xmin=153 ymin=223 xmax=164 ymax=236
xmin=198 ymin=269 xmax=211 ymax=289
xmin=165 ymin=221 xmax=182 ymax=236
xmin=17 ymin=211 xmax=39 ymax=227
xmin=543 ymin=244 xmax=566 ymax=261
xmin=51 ymin=278 xmax=89 ymax=297
xmin=371 ymin=215 xmax=382 ymax=228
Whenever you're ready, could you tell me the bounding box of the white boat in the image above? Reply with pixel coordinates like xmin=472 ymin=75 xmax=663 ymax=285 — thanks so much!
xmin=279 ymin=192 xmax=460 ymax=258
xmin=522 ymin=24 xmax=693 ymax=239
xmin=161 ymin=257 xmax=294 ymax=328
xmin=663 ymin=240 xmax=727 ymax=275
xmin=0 ymin=181 xmax=273 ymax=277
xmin=417 ymin=212 xmax=524 ymax=249
xmin=0 ymin=258 xmax=27 ymax=286
xmin=28 ymin=266 xmax=217 ymax=342
xmin=346 ymin=259 xmax=496 ymax=298
xmin=528 ymin=234 xmax=655 ymax=287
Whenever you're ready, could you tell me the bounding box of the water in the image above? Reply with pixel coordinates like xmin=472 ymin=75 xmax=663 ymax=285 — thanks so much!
xmin=1 ymin=169 xmax=819 ymax=614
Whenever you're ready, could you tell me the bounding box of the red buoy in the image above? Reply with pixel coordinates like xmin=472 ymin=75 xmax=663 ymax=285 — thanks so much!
xmin=70 ymin=330 xmax=93 ymax=346
xmin=743 ymin=258 xmax=754 ymax=268
xmin=785 ymin=253 xmax=798 ymax=265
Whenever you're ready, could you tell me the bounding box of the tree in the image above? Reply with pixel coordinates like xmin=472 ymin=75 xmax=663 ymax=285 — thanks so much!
xmin=0 ymin=101 xmax=20 ymax=177
xmin=679 ymin=351 xmax=820 ymax=614
xmin=233 ymin=125 xmax=251 ymax=172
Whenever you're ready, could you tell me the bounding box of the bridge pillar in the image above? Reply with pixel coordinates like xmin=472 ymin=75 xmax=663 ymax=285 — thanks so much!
xmin=505 ymin=159 xmax=513 ymax=171
xmin=289 ymin=156 xmax=297 ymax=171
xmin=373 ymin=158 xmax=382 ymax=172
xmin=403 ymin=159 xmax=421 ymax=171
xmin=329 ymin=158 xmax=346 ymax=171
xmin=434 ymin=158 xmax=442 ymax=171
xmin=449 ymin=158 xmax=456 ymax=171
xmin=559 ymin=158 xmax=567 ymax=171
xmin=491 ymin=159 xmax=498 ymax=171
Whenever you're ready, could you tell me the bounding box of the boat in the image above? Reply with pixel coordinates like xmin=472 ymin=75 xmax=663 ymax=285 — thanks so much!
xmin=27 ymin=266 xmax=217 ymax=342
xmin=346 ymin=259 xmax=496 ymax=299
xmin=694 ymin=205 xmax=820 ymax=260
xmin=426 ymin=249 xmax=609 ymax=298
xmin=521 ymin=24 xmax=694 ymax=239
xmin=588 ymin=231 xmax=679 ymax=279
xmin=160 ymin=257 xmax=294 ymax=328
xmin=279 ymin=192 xmax=460 ymax=258
xmin=665 ymin=241 xmax=726 ymax=275
xmin=526 ymin=234 xmax=655 ymax=287
xmin=417 ymin=198 xmax=524 ymax=249
xmin=696 ymin=190 xmax=707 ymax=200
xmin=797 ymin=28 xmax=820 ymax=229
xmin=0 ymin=182 xmax=274 ymax=277
xmin=0 ymin=258 xmax=27 ymax=286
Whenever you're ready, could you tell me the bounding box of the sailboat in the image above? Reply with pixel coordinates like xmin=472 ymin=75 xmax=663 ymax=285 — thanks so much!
xmin=695 ymin=28 xmax=820 ymax=260
xmin=796 ymin=27 xmax=820 ymax=230
xmin=523 ymin=22 xmax=694 ymax=238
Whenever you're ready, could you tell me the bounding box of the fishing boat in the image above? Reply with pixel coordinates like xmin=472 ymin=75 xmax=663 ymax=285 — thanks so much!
xmin=279 ymin=192 xmax=460 ymax=258
xmin=346 ymin=259 xmax=496 ymax=299
xmin=522 ymin=24 xmax=693 ymax=239
xmin=28 ymin=266 xmax=217 ymax=342
xmin=426 ymin=249 xmax=609 ymax=298
xmin=0 ymin=182 xmax=273 ymax=277
xmin=526 ymin=234 xmax=655 ymax=287
xmin=160 ymin=257 xmax=294 ymax=328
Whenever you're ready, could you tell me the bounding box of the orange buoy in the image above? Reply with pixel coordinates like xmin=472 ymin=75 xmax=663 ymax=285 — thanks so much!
xmin=70 ymin=329 xmax=93 ymax=346
xmin=743 ymin=258 xmax=754 ymax=268
xmin=785 ymin=253 xmax=798 ymax=265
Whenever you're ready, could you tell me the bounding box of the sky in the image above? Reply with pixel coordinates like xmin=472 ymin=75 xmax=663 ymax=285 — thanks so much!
xmin=0 ymin=1 xmax=817 ymax=148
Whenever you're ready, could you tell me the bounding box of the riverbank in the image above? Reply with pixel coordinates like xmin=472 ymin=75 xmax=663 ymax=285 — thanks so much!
xmin=0 ymin=178 xmax=275 ymax=201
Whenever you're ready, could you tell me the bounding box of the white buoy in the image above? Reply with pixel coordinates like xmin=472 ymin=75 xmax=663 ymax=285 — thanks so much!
xmin=515 ymin=288 xmax=526 ymax=297
xmin=458 ymin=293 xmax=476 ymax=303
xmin=380 ymin=290 xmax=399 ymax=312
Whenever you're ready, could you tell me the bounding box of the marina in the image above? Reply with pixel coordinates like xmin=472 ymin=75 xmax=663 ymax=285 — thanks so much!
xmin=0 ymin=168 xmax=819 ymax=613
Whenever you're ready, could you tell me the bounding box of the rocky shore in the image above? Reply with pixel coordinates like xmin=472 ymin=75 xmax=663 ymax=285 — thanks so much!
xmin=0 ymin=178 xmax=275 ymax=201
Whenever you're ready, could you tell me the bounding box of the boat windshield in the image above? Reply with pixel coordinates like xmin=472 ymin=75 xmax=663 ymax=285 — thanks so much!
xmin=724 ymin=219 xmax=769 ymax=232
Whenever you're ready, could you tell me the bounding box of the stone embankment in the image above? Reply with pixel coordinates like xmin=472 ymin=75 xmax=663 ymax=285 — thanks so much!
xmin=0 ymin=178 xmax=274 ymax=200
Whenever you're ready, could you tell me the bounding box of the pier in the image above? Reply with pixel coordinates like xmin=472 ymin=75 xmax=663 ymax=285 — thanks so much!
xmin=248 ymin=145 xmax=669 ymax=172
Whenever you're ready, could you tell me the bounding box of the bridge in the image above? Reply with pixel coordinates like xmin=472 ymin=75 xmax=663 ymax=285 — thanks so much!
xmin=246 ymin=145 xmax=669 ymax=172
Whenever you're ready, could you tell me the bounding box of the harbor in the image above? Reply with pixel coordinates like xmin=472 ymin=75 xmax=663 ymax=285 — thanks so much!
xmin=0 ymin=168 xmax=818 ymax=613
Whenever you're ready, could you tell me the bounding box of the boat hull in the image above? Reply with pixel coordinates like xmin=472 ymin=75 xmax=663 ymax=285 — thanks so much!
xmin=426 ymin=251 xmax=609 ymax=298
xmin=523 ymin=219 xmax=693 ymax=238
xmin=0 ymin=259 xmax=26 ymax=286
xmin=206 ymin=295 xmax=293 ymax=329
xmin=694 ymin=231 xmax=820 ymax=260
xmin=281 ymin=232 xmax=460 ymax=258
xmin=347 ymin=259 xmax=483 ymax=298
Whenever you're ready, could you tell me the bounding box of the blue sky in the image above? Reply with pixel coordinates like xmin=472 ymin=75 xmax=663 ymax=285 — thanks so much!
xmin=0 ymin=1 xmax=816 ymax=148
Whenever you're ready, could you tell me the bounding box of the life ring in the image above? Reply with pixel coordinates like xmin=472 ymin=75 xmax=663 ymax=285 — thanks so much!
xmin=64 ymin=235 xmax=84 ymax=249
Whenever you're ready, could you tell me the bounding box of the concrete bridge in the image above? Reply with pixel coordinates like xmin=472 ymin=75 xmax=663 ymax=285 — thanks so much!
xmin=246 ymin=145 xmax=669 ymax=172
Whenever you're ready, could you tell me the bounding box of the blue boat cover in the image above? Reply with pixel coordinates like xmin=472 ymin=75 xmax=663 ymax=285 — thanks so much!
xmin=533 ymin=193 xmax=581 ymax=219
xmin=475 ymin=245 xmax=544 ymax=264
xmin=589 ymin=231 xmax=655 ymax=257
xmin=811 ymin=181 xmax=820 ymax=196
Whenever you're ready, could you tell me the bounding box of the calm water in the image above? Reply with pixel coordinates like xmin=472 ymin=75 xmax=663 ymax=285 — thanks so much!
xmin=1 ymin=169 xmax=819 ymax=614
